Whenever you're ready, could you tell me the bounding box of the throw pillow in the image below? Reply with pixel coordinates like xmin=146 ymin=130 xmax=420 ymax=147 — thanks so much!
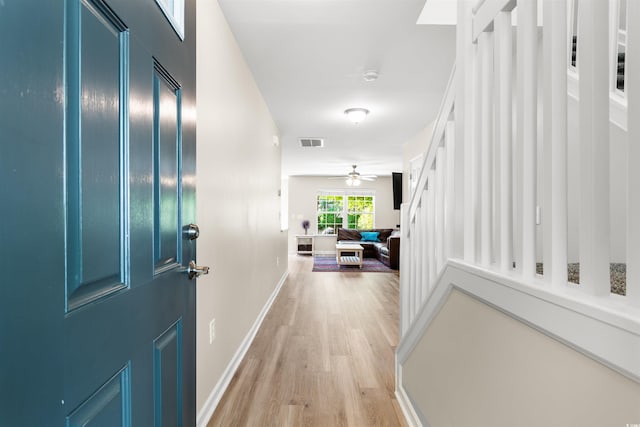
xmin=360 ymin=231 xmax=380 ymax=242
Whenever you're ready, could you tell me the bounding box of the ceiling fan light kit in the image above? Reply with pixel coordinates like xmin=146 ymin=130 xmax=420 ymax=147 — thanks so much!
xmin=330 ymin=164 xmax=376 ymax=186
xmin=344 ymin=108 xmax=369 ymax=124
xmin=346 ymin=176 xmax=361 ymax=186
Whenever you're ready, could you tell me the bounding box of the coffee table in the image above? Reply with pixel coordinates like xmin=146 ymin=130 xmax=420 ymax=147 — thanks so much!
xmin=335 ymin=243 xmax=364 ymax=268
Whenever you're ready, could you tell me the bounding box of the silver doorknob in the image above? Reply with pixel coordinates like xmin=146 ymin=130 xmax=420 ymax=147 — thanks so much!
xmin=187 ymin=260 xmax=209 ymax=280
xmin=183 ymin=223 xmax=200 ymax=240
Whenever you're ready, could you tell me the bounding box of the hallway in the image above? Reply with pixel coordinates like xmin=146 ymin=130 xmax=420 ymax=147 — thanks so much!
xmin=207 ymin=256 xmax=406 ymax=426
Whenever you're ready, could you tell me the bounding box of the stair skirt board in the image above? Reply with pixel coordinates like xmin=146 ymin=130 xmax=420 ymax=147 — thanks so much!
xmin=196 ymin=270 xmax=289 ymax=427
xmin=396 ymin=261 xmax=640 ymax=394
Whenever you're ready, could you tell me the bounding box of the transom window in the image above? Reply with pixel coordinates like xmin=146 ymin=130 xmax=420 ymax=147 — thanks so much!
xmin=317 ymin=191 xmax=375 ymax=234
xmin=154 ymin=0 xmax=185 ymax=40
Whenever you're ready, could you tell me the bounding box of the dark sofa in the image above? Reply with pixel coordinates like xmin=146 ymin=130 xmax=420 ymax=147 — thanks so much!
xmin=336 ymin=228 xmax=400 ymax=270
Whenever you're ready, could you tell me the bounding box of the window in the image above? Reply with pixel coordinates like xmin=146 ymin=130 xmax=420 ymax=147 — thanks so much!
xmin=614 ymin=0 xmax=627 ymax=92
xmin=154 ymin=0 xmax=185 ymax=40
xmin=570 ymin=0 xmax=579 ymax=68
xmin=317 ymin=194 xmax=343 ymax=235
xmin=316 ymin=191 xmax=375 ymax=234
xmin=347 ymin=195 xmax=374 ymax=229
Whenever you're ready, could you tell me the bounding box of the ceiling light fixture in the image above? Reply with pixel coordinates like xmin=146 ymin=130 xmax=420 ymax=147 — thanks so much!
xmin=344 ymin=108 xmax=369 ymax=124
xmin=346 ymin=176 xmax=361 ymax=186
xmin=363 ymin=70 xmax=379 ymax=82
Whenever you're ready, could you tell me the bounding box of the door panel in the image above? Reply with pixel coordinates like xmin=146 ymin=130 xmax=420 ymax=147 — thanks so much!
xmin=65 ymin=365 xmax=131 ymax=427
xmin=1 ymin=0 xmax=197 ymax=424
xmin=153 ymin=65 xmax=182 ymax=273
xmin=66 ymin=0 xmax=128 ymax=312
xmin=153 ymin=321 xmax=183 ymax=427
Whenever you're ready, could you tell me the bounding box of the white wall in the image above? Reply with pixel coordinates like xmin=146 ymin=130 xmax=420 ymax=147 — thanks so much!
xmin=287 ymin=176 xmax=399 ymax=254
xmin=196 ymin=0 xmax=288 ymax=417
xmin=402 ymin=289 xmax=640 ymax=426
xmin=402 ymin=122 xmax=435 ymax=204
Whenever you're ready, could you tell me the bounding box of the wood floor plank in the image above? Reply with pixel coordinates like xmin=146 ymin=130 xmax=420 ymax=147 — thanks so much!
xmin=207 ymin=255 xmax=404 ymax=426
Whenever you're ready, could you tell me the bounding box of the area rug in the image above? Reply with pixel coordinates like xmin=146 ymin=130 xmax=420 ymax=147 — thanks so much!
xmin=312 ymin=256 xmax=395 ymax=272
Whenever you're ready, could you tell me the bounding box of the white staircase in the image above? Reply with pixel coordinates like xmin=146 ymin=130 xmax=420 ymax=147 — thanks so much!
xmin=396 ymin=0 xmax=640 ymax=424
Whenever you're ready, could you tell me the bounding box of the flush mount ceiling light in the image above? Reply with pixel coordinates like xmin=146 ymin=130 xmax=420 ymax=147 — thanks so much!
xmin=363 ymin=70 xmax=379 ymax=82
xmin=344 ymin=108 xmax=369 ymax=124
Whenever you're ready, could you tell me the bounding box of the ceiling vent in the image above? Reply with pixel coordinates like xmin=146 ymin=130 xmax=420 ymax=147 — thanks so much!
xmin=299 ymin=138 xmax=324 ymax=148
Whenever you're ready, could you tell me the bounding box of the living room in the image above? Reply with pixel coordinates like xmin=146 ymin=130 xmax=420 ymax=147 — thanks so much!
xmin=286 ymin=175 xmax=398 ymax=252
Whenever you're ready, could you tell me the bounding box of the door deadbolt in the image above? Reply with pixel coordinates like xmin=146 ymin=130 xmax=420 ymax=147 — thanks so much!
xmin=183 ymin=223 xmax=200 ymax=240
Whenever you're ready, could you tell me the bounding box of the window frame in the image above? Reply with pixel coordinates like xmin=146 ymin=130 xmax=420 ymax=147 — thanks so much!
xmin=316 ymin=190 xmax=375 ymax=235
xmin=154 ymin=0 xmax=185 ymax=40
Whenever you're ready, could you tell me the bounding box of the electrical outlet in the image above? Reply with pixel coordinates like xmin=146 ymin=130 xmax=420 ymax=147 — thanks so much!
xmin=209 ymin=318 xmax=216 ymax=344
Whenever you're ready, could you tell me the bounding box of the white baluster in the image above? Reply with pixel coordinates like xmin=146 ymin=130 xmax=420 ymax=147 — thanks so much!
xmin=421 ymin=192 xmax=430 ymax=297
xmin=400 ymin=204 xmax=410 ymax=335
xmin=578 ymin=0 xmax=610 ymax=295
xmin=466 ymin=41 xmax=480 ymax=263
xmin=414 ymin=203 xmax=423 ymax=311
xmin=479 ymin=30 xmax=494 ymax=267
xmin=626 ymin=0 xmax=639 ymax=304
xmin=428 ymin=172 xmax=437 ymax=285
xmin=436 ymin=146 xmax=445 ymax=272
xmin=457 ymin=0 xmax=474 ymax=261
xmin=409 ymin=218 xmax=417 ymax=324
xmin=542 ymin=0 xmax=568 ymax=287
xmin=420 ymin=192 xmax=433 ymax=301
xmin=444 ymin=121 xmax=456 ymax=262
xmin=495 ymin=11 xmax=513 ymax=273
xmin=517 ymin=0 xmax=538 ymax=279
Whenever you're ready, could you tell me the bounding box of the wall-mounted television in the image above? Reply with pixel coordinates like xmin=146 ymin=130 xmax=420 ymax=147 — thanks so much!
xmin=392 ymin=172 xmax=402 ymax=210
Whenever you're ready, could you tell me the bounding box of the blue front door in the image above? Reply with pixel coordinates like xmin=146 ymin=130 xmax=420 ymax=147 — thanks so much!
xmin=0 ymin=0 xmax=197 ymax=425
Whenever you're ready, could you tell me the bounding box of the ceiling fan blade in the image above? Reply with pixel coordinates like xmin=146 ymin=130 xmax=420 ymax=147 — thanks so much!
xmin=360 ymin=177 xmax=376 ymax=181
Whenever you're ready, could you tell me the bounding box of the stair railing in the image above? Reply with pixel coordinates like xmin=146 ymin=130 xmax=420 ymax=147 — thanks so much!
xmin=400 ymin=0 xmax=640 ymax=369
xmin=400 ymin=65 xmax=456 ymax=335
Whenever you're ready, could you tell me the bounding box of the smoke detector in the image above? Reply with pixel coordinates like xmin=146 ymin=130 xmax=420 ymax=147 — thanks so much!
xmin=363 ymin=70 xmax=379 ymax=82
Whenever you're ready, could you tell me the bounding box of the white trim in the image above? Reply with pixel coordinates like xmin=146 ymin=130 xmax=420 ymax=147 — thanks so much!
xmin=196 ymin=270 xmax=289 ymax=427
xmin=313 ymin=250 xmax=336 ymax=256
xmin=397 ymin=260 xmax=640 ymax=383
xmin=317 ymin=189 xmax=376 ymax=196
xmin=316 ymin=191 xmax=376 ymax=234
xmin=394 ymin=364 xmax=424 ymax=427
xmin=154 ymin=0 xmax=185 ymax=40
xmin=567 ymin=70 xmax=579 ymax=100
xmin=472 ymin=0 xmax=516 ymax=42
xmin=610 ymin=92 xmax=628 ymax=131
xmin=568 ymin=71 xmax=629 ymax=131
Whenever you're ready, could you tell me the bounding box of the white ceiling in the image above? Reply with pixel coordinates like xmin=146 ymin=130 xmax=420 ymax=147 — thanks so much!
xmin=217 ymin=0 xmax=456 ymax=177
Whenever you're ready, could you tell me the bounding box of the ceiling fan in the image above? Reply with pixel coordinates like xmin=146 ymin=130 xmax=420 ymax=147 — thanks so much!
xmin=329 ymin=165 xmax=377 ymax=186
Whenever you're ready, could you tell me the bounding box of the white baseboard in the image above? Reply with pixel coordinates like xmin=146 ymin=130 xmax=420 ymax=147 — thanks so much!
xmin=314 ymin=250 xmax=335 ymax=256
xmin=395 ymin=364 xmax=424 ymax=427
xmin=196 ymin=270 xmax=289 ymax=427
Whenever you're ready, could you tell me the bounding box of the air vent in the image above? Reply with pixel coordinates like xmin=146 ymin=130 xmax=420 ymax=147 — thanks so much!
xmin=299 ymin=138 xmax=324 ymax=148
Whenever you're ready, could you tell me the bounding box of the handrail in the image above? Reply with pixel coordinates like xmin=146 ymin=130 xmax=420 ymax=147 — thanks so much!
xmin=472 ymin=0 xmax=488 ymax=14
xmin=407 ymin=64 xmax=456 ymax=224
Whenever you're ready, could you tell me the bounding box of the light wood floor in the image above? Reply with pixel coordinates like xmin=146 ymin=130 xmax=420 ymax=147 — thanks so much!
xmin=207 ymin=255 xmax=407 ymax=427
